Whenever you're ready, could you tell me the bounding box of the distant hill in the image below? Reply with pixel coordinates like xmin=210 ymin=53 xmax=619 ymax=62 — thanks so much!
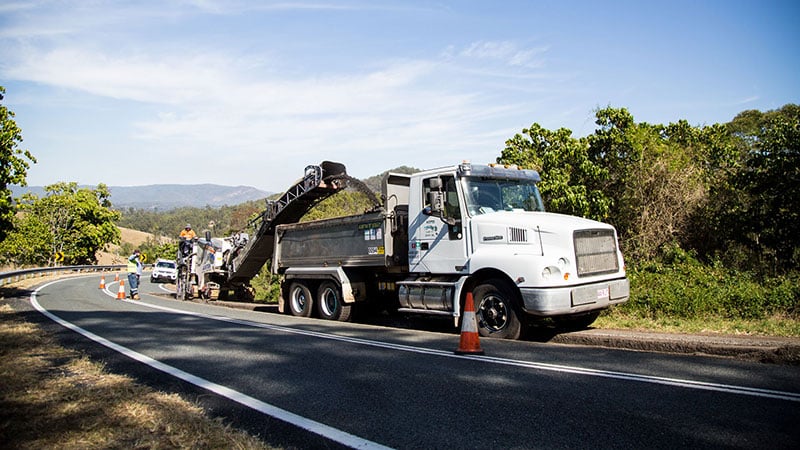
xmin=10 ymin=165 xmax=421 ymax=210
xmin=10 ymin=184 xmax=272 ymax=210
xmin=361 ymin=165 xmax=421 ymax=192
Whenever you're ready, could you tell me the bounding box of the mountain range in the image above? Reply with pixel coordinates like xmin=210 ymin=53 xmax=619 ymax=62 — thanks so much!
xmin=10 ymin=166 xmax=420 ymax=210
xmin=10 ymin=184 xmax=273 ymax=210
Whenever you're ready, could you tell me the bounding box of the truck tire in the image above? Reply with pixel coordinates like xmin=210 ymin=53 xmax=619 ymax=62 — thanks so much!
xmin=317 ymin=281 xmax=353 ymax=322
xmin=472 ymin=279 xmax=523 ymax=340
xmin=288 ymin=282 xmax=313 ymax=317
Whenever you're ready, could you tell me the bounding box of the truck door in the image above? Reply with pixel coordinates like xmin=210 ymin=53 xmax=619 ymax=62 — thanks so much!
xmin=409 ymin=175 xmax=469 ymax=274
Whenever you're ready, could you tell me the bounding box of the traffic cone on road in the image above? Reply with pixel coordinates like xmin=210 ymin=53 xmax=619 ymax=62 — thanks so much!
xmin=99 ymin=275 xmax=106 ymax=289
xmin=114 ymin=273 xmax=119 ymax=282
xmin=455 ymin=292 xmax=484 ymax=355
xmin=117 ymin=280 xmax=126 ymax=300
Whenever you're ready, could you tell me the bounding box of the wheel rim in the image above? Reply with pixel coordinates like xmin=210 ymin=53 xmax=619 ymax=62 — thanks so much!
xmin=319 ymin=287 xmax=338 ymax=317
xmin=291 ymin=286 xmax=308 ymax=313
xmin=477 ymin=294 xmax=509 ymax=332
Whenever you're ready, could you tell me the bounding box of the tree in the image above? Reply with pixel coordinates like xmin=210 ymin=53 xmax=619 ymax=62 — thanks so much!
xmin=498 ymin=123 xmax=611 ymax=221
xmin=0 ymin=182 xmax=121 ymax=266
xmin=585 ymin=108 xmax=710 ymax=260
xmin=729 ymin=105 xmax=800 ymax=272
xmin=0 ymin=86 xmax=36 ymax=242
xmin=501 ymin=107 xmax=712 ymax=261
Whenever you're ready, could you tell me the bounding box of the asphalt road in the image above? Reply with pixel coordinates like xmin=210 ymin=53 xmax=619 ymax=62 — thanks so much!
xmin=12 ymin=275 xmax=800 ymax=449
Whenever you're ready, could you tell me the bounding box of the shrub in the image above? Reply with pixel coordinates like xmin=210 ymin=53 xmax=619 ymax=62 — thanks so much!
xmin=622 ymin=248 xmax=799 ymax=321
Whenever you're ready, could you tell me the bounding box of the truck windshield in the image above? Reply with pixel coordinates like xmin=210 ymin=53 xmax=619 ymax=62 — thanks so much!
xmin=463 ymin=177 xmax=545 ymax=215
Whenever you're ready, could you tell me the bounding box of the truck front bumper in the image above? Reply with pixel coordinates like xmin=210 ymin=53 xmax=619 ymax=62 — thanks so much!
xmin=519 ymin=278 xmax=630 ymax=316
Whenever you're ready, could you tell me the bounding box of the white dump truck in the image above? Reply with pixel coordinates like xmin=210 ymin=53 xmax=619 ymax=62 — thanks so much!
xmin=184 ymin=161 xmax=629 ymax=339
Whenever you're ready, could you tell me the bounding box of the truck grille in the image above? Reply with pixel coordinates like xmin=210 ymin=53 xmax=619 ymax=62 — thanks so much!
xmin=508 ymin=227 xmax=528 ymax=243
xmin=574 ymin=229 xmax=619 ymax=277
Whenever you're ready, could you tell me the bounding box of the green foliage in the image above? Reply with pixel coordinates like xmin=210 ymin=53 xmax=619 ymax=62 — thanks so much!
xmin=249 ymin=264 xmax=282 ymax=303
xmin=300 ymin=190 xmax=378 ymax=222
xmin=499 ymin=124 xmax=611 ymax=220
xmin=0 ymin=86 xmax=37 ymax=242
xmin=501 ymin=104 xmax=799 ymax=332
xmin=731 ymin=105 xmax=800 ymax=271
xmin=116 ymin=200 xmax=265 ymax=237
xmin=586 ymin=108 xmax=710 ymax=260
xmin=121 ymin=239 xmax=179 ymax=264
xmin=0 ymin=182 xmax=120 ymax=266
xmin=501 ymin=104 xmax=799 ymax=271
xmin=621 ymin=246 xmax=799 ymax=321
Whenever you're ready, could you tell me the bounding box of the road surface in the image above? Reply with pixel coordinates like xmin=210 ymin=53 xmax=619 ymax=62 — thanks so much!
xmin=13 ymin=275 xmax=800 ymax=449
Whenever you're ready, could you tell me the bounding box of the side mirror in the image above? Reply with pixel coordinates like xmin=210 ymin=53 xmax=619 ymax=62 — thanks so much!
xmin=425 ymin=191 xmax=456 ymax=226
xmin=427 ymin=191 xmax=445 ymax=215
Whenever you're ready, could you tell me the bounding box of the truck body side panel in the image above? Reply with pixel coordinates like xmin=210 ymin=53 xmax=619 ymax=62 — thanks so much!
xmin=274 ymin=212 xmax=389 ymax=271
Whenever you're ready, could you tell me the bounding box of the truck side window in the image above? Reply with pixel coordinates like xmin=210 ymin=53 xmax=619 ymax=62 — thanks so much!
xmin=443 ymin=176 xmax=461 ymax=221
xmin=423 ymin=176 xmax=462 ymax=239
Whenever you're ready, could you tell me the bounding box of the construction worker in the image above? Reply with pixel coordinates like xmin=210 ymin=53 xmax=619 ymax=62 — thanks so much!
xmin=127 ymin=249 xmax=143 ymax=299
xmin=180 ymin=224 xmax=197 ymax=240
xmin=179 ymin=224 xmax=197 ymax=257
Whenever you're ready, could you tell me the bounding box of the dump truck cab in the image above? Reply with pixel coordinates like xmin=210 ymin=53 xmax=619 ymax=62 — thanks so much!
xmin=398 ymin=161 xmax=629 ymax=337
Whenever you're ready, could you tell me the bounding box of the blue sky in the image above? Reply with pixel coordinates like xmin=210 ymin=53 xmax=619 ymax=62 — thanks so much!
xmin=1 ymin=0 xmax=798 ymax=192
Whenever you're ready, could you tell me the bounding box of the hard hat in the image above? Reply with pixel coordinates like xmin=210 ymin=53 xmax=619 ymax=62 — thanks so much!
xmin=185 ymin=224 xmax=191 ymax=229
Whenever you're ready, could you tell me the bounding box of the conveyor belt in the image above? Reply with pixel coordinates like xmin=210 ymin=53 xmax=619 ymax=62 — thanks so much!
xmin=227 ymin=161 xmax=348 ymax=282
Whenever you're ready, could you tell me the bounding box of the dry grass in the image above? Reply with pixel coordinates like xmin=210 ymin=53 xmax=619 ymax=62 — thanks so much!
xmin=595 ymin=311 xmax=800 ymax=337
xmin=97 ymin=227 xmax=172 ymax=265
xmin=0 ymin=293 xmax=273 ymax=450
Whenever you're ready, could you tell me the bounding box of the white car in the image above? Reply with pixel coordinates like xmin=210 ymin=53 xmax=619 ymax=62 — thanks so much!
xmin=150 ymin=259 xmax=177 ymax=283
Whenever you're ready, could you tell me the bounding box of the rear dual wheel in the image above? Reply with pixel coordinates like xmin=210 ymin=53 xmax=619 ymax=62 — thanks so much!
xmin=288 ymin=282 xmax=313 ymax=317
xmin=287 ymin=281 xmax=352 ymax=322
xmin=317 ymin=281 xmax=352 ymax=322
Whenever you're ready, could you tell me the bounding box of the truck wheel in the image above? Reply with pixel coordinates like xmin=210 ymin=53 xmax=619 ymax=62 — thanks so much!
xmin=317 ymin=281 xmax=353 ymax=322
xmin=472 ymin=279 xmax=523 ymax=340
xmin=288 ymin=282 xmax=313 ymax=317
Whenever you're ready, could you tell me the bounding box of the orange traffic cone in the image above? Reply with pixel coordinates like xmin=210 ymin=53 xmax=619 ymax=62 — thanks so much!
xmin=99 ymin=275 xmax=106 ymax=289
xmin=455 ymin=292 xmax=484 ymax=355
xmin=114 ymin=273 xmax=119 ymax=282
xmin=117 ymin=280 xmax=126 ymax=300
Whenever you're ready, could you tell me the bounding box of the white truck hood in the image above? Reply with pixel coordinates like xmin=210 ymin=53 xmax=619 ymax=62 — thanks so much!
xmin=470 ymin=211 xmax=615 ymax=247
xmin=468 ymin=210 xmax=625 ymax=285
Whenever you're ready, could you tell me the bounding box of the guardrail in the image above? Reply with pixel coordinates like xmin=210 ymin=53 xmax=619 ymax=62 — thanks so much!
xmin=0 ymin=265 xmax=127 ymax=287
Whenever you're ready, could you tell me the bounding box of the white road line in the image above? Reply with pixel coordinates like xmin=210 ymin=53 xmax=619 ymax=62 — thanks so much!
xmin=31 ymin=279 xmax=393 ymax=450
xmin=114 ymin=291 xmax=800 ymax=403
xmin=40 ymin=277 xmax=800 ymax=407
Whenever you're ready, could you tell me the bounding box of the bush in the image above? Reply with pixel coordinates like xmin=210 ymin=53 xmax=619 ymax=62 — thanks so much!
xmin=622 ymin=247 xmax=799 ymax=321
xmin=250 ymin=264 xmax=281 ymax=303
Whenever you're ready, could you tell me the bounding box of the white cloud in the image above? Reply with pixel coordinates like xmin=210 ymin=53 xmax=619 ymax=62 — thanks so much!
xmin=3 ymin=41 xmax=516 ymax=186
xmin=0 ymin=4 xmax=566 ymax=189
xmin=460 ymin=40 xmax=548 ymax=69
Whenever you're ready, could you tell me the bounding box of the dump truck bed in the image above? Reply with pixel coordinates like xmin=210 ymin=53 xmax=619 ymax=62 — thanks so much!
xmin=273 ymin=212 xmax=390 ymax=271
